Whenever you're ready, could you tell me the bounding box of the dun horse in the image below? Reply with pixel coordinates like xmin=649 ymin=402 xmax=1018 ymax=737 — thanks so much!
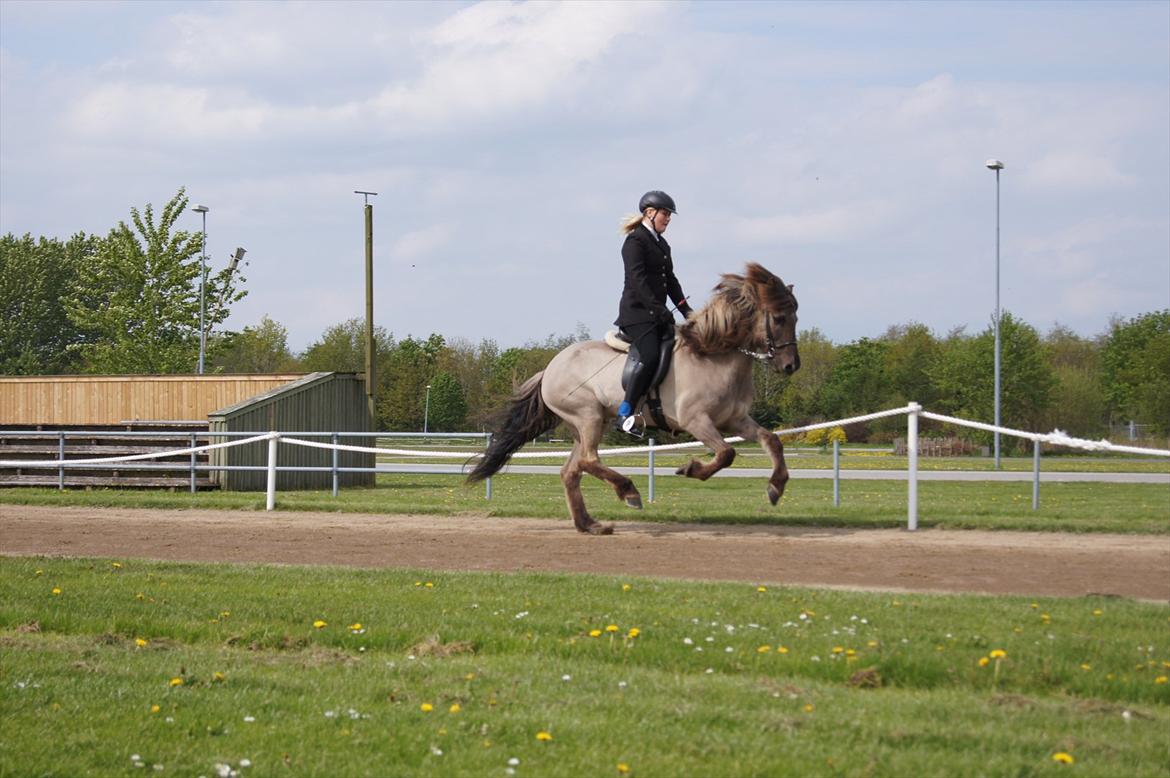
xmin=467 ymin=263 xmax=800 ymax=534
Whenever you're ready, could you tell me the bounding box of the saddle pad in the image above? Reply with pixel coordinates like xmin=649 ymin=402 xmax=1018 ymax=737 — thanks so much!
xmin=604 ymin=329 xmax=684 ymax=353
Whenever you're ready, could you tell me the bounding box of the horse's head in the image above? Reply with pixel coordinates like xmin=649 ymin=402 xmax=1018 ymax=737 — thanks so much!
xmin=742 ymin=263 xmax=800 ymax=375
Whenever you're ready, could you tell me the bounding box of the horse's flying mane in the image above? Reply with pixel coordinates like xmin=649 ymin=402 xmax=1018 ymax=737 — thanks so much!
xmin=677 ymin=263 xmax=796 ymax=355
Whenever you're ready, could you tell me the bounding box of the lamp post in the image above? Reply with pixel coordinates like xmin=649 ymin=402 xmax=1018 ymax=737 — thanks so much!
xmin=354 ymin=191 xmax=378 ymax=425
xmin=423 ymin=384 xmax=432 ymax=434
xmin=191 ymin=204 xmax=209 ymax=375
xmin=985 ymin=159 xmax=1004 ymax=469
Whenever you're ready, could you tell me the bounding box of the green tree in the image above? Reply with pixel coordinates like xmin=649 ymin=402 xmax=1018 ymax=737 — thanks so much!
xmin=381 ymin=334 xmax=447 ymax=431
xmin=930 ymin=313 xmax=1056 ymax=446
xmin=1038 ymin=324 xmax=1106 ymax=438
xmin=1101 ymin=311 xmax=1170 ymax=435
xmin=0 ymin=232 xmax=100 ymax=374
xmin=209 ymin=315 xmax=300 ymax=373
xmin=819 ymin=337 xmax=890 ymax=420
xmin=882 ymin=322 xmax=940 ymax=407
xmin=426 ymin=371 xmax=468 ymax=432
xmin=61 ymin=188 xmax=246 ymax=374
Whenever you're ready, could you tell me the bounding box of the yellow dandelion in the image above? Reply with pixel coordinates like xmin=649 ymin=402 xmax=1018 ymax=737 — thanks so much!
xmin=832 ymin=646 xmax=844 ymax=654
xmin=845 ymin=649 xmax=857 ymax=658
xmin=464 ymin=672 xmax=476 ymax=681
xmin=866 ymin=640 xmax=878 ymax=648
xmin=348 ymin=623 xmax=363 ymax=631
xmin=605 ymin=624 xmax=619 ymax=633
xmin=51 ymin=587 xmax=61 ymax=596
xmin=627 ymin=628 xmax=640 ymax=638
xmin=803 ymin=703 xmax=815 ymax=713
xmin=414 ymin=581 xmax=422 ymax=587
xmin=1052 ymin=752 xmax=1074 ymax=765
xmin=150 ymin=704 xmax=160 ymax=714
xmin=135 ymin=593 xmax=145 ymax=600
xmin=169 ymin=677 xmax=183 ymax=687
xmin=449 ymin=703 xmax=462 ymax=714
xmin=1155 ymin=676 xmax=1168 ymax=684
xmin=425 ymin=582 xmax=434 ymax=588
xmin=420 ymin=703 xmax=434 ymax=712
xmin=989 ymin=649 xmax=1007 ymax=659
xmin=1030 ymin=603 xmax=1038 ymax=609
xmin=536 ymin=731 xmax=553 ymax=741
xmin=135 ymin=638 xmax=149 ymax=648
xmin=313 ymin=619 xmax=327 ymax=629
xmin=1092 ymin=609 xmax=1103 ymax=616
xmin=212 ymin=671 xmax=226 ymax=682
xmin=35 ymin=569 xmax=43 ymax=576
xmin=112 ymin=562 xmax=123 ymax=569
xmin=757 ymin=645 xmax=772 ymax=654
xmin=589 ymin=629 xmax=602 ymax=638
xmin=777 ymin=646 xmax=789 ymax=654
xmin=757 ymin=586 xmax=767 ymax=593
xmin=1080 ymin=664 xmax=1091 ymax=671
xmin=617 ymin=763 xmax=631 ymax=774
xmin=622 ymin=583 xmax=631 ymax=592
xmin=979 ymin=657 xmax=991 ymax=667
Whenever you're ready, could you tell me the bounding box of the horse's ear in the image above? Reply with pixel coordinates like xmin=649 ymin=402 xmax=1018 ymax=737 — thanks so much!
xmin=787 ymin=284 xmax=795 ymax=292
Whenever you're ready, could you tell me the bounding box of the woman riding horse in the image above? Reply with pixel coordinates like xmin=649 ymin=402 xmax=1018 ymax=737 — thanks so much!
xmin=615 ymin=190 xmax=694 ymax=435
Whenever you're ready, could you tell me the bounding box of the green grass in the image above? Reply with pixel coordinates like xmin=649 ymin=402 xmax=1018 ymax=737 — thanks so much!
xmin=3 ymin=475 xmax=1168 ymax=534
xmin=2 ymin=557 xmax=1168 ymax=777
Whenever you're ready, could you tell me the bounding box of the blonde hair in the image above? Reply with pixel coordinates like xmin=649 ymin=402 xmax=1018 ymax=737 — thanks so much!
xmin=620 ymin=211 xmax=647 ymax=235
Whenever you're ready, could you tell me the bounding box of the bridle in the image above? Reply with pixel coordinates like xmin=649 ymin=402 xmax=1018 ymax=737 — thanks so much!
xmin=739 ymin=309 xmax=798 ymax=363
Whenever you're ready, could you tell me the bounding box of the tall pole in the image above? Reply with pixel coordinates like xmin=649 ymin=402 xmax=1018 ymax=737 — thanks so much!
xmin=985 ymin=160 xmax=1004 ymax=469
xmin=424 ymin=384 xmax=432 ymax=434
xmin=355 ymin=191 xmax=378 ymax=426
xmin=192 ymin=204 xmax=210 ymax=375
xmin=993 ymin=167 xmax=1002 ymax=469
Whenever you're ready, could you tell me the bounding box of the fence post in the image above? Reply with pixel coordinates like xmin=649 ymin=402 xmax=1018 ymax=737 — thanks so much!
xmin=332 ymin=432 xmax=339 ymax=497
xmin=648 ymin=437 xmax=656 ymax=503
xmin=485 ymin=433 xmax=492 ymax=500
xmin=266 ymin=432 xmax=279 ymax=511
xmin=1032 ymin=438 xmax=1041 ymax=510
xmin=190 ymin=432 xmax=197 ymax=494
xmin=907 ymin=403 xmax=920 ymax=531
xmin=58 ymin=432 xmax=65 ymax=491
xmin=832 ymin=439 xmax=840 ymax=507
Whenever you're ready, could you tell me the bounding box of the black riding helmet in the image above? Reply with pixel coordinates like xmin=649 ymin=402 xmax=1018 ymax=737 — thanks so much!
xmin=638 ymin=190 xmax=677 ymax=214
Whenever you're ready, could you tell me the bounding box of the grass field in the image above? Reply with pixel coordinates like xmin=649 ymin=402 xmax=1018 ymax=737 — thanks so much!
xmin=2 ymin=557 xmax=1168 ymax=777
xmin=2 ymin=475 xmax=1168 ymax=534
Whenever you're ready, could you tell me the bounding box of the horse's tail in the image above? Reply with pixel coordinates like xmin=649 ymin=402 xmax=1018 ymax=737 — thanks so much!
xmin=466 ymin=371 xmax=559 ymax=483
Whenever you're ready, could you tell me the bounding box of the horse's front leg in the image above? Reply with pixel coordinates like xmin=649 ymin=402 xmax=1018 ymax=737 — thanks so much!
xmin=734 ymin=417 xmax=788 ymax=505
xmin=675 ymin=416 xmax=736 ymax=481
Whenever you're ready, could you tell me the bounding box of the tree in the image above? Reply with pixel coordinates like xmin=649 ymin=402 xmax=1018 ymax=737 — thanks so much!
xmin=882 ymin=322 xmax=940 ymax=407
xmin=930 ymin=313 xmax=1056 ymax=446
xmin=819 ymin=337 xmax=890 ymax=420
xmin=426 ymin=371 xmax=468 ymax=432
xmin=1101 ymin=311 xmax=1170 ymax=435
xmin=61 ymin=188 xmax=246 ymax=374
xmin=209 ymin=315 xmax=300 ymax=373
xmin=1038 ymin=324 xmax=1106 ymax=438
xmin=0 ymin=232 xmax=100 ymax=374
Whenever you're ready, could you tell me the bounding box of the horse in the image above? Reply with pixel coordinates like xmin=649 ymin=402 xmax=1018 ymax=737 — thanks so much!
xmin=467 ymin=262 xmax=800 ymax=534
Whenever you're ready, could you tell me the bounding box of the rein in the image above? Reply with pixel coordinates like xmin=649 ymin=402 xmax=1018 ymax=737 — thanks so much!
xmin=739 ymin=310 xmax=797 ymax=362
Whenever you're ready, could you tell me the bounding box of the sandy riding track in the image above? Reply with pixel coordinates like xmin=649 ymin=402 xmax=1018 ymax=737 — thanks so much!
xmin=2 ymin=505 xmax=1168 ymax=602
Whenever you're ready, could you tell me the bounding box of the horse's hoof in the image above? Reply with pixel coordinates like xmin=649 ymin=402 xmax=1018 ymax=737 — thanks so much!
xmin=767 ymin=485 xmax=781 ymax=506
xmin=625 ymin=495 xmax=643 ymax=510
xmin=586 ymin=523 xmax=615 ymax=536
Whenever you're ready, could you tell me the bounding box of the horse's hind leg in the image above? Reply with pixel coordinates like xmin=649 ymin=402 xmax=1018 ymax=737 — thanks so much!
xmin=575 ymin=419 xmax=643 ymax=511
xmin=736 ymin=417 xmax=788 ymax=505
xmin=561 ymin=442 xmax=615 ymax=535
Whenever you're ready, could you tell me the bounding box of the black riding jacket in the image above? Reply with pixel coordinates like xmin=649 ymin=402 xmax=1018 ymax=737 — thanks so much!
xmin=614 ymin=224 xmax=693 ymax=328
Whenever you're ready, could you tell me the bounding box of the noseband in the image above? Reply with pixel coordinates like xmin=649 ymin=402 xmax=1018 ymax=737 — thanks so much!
xmin=739 ymin=310 xmax=798 ymax=363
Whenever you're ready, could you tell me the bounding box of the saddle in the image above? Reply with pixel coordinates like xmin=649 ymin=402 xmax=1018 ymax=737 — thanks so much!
xmin=604 ymin=328 xmax=678 ymax=433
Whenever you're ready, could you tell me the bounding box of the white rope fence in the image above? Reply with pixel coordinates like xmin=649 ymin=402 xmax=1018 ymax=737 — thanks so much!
xmin=3 ymin=405 xmax=1166 ymax=529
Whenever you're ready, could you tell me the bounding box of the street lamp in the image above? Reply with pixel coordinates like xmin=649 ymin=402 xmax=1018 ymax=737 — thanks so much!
xmin=985 ymin=159 xmax=1004 ymax=469
xmin=191 ymin=204 xmax=210 ymax=375
xmin=423 ymin=384 xmax=432 ymax=434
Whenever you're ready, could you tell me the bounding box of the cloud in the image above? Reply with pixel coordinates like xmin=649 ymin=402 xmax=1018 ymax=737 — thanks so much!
xmin=730 ymin=201 xmax=899 ymax=245
xmin=1021 ymin=151 xmax=1134 ymax=191
xmin=390 ymin=224 xmax=453 ymax=262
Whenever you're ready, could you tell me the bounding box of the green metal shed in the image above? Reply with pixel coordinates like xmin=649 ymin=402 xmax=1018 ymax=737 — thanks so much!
xmin=208 ymin=372 xmax=374 ymax=490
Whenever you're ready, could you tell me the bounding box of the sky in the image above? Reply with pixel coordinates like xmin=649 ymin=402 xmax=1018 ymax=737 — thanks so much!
xmin=1 ymin=0 xmax=1168 ymax=353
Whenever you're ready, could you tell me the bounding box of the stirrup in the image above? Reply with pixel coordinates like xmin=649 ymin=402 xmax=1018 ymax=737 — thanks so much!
xmin=616 ymin=414 xmax=645 ymax=439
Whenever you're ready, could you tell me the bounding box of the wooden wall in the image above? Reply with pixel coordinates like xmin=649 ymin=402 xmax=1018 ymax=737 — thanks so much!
xmin=0 ymin=375 xmax=308 ymax=426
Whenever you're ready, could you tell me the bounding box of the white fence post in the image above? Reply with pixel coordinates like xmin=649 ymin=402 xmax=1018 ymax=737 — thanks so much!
xmin=832 ymin=439 xmax=841 ymax=507
xmin=648 ymin=437 xmax=656 ymax=503
xmin=907 ymin=402 xmax=921 ymax=531
xmin=266 ymin=432 xmax=279 ymax=511
xmin=1032 ymin=438 xmax=1041 ymax=510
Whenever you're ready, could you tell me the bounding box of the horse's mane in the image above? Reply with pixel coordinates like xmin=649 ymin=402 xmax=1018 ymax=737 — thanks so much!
xmin=678 ymin=263 xmax=796 ymax=355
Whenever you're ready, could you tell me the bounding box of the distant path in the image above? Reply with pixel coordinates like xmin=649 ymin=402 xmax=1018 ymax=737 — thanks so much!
xmin=3 ymin=506 xmax=1168 ymax=602
xmin=380 ymin=463 xmax=1170 ymax=483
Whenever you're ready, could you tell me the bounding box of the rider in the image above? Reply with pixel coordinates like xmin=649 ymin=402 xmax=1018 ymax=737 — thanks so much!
xmin=614 ymin=190 xmax=694 ymax=434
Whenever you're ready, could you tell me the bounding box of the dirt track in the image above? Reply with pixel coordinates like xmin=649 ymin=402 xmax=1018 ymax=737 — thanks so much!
xmin=2 ymin=505 xmax=1168 ymax=601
